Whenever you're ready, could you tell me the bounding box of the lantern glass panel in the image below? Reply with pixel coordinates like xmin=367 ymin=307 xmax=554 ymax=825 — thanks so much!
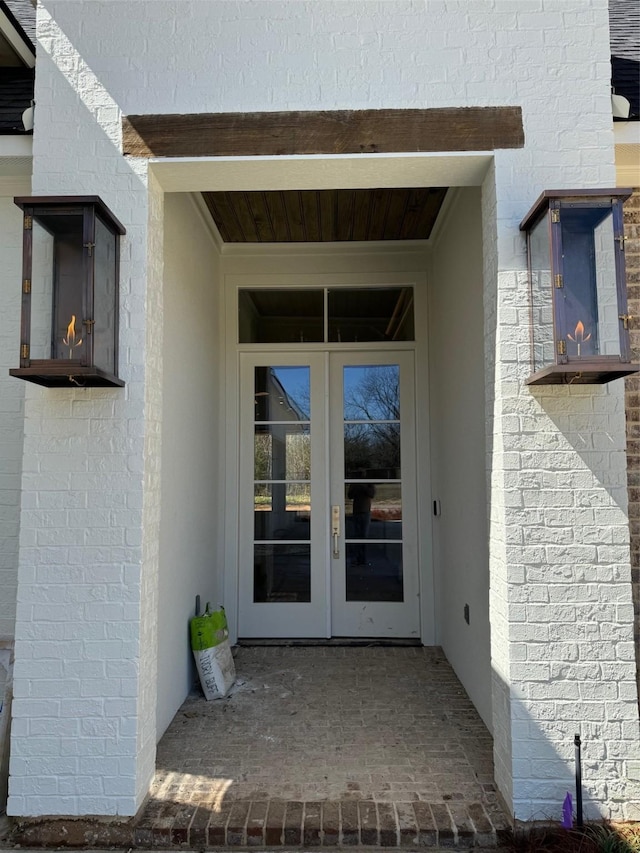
xmin=93 ymin=213 xmax=117 ymax=374
xmin=560 ymin=205 xmax=621 ymax=359
xmin=30 ymin=220 xmax=54 ymax=360
xmin=529 ymin=215 xmax=553 ymax=373
xmin=37 ymin=211 xmax=87 ymax=363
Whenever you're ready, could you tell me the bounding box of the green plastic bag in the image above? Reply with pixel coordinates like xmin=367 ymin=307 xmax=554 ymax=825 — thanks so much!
xmin=190 ymin=603 xmax=228 ymax=651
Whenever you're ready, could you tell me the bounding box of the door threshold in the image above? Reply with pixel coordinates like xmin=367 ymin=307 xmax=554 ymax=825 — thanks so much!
xmin=237 ymin=637 xmax=422 ymax=647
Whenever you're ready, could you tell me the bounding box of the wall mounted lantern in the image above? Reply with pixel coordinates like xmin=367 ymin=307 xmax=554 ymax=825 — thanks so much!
xmin=10 ymin=196 xmax=125 ymax=387
xmin=520 ymin=188 xmax=638 ymax=385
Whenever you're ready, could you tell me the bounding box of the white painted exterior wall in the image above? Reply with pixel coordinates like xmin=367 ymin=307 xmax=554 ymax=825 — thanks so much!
xmin=0 ymin=0 xmax=637 ymax=825
xmin=429 ymin=187 xmax=492 ymax=731
xmin=156 ymin=193 xmax=222 ymax=739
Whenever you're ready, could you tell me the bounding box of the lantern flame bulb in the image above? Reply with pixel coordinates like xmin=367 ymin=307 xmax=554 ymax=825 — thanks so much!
xmin=567 ymin=320 xmax=591 ymax=356
xmin=62 ymin=315 xmax=83 ymax=359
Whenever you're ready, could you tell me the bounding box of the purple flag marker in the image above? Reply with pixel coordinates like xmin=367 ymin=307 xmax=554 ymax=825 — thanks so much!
xmin=562 ymin=792 xmax=573 ymax=829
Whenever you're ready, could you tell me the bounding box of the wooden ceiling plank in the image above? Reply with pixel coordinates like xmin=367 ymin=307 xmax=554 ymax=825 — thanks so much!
xmin=318 ymin=190 xmax=336 ymax=242
xmin=367 ymin=189 xmax=391 ymax=242
xmin=204 ymin=192 xmax=245 ymax=243
xmin=300 ymin=190 xmax=322 ymax=242
xmin=232 ymin=193 xmax=262 ymax=242
xmin=284 ymin=190 xmax=306 ymax=242
xmin=383 ymin=190 xmax=409 ymax=240
xmin=351 ymin=189 xmax=372 ymax=242
xmin=245 ymin=191 xmax=276 ymax=242
xmin=414 ymin=188 xmax=448 ymax=238
xmin=263 ymin=192 xmax=291 ymax=242
xmin=336 ymin=189 xmax=356 ymax=241
xmin=123 ymin=107 xmax=524 ymax=158
xmin=398 ymin=188 xmax=431 ymax=240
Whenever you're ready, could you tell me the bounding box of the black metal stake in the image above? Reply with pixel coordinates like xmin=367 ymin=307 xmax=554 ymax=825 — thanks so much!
xmin=574 ymin=733 xmax=584 ymax=828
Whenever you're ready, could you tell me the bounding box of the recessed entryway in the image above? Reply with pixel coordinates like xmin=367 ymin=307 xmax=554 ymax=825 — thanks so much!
xmin=157 ymin=164 xmax=491 ymax=744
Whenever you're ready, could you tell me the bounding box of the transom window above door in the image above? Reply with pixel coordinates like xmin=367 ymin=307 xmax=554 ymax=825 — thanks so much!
xmin=238 ymin=287 xmax=415 ymax=344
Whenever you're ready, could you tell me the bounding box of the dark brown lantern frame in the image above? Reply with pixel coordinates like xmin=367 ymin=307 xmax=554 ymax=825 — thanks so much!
xmin=10 ymin=196 xmax=126 ymax=387
xmin=520 ymin=188 xmax=638 ymax=385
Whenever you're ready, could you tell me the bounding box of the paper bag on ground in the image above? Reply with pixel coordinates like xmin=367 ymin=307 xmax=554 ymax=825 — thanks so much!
xmin=189 ymin=604 xmax=236 ymax=700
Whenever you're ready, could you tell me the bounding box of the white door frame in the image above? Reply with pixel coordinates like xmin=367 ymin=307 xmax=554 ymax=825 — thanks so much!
xmin=222 ymin=271 xmax=435 ymax=644
xmin=236 ymin=349 xmax=420 ymax=639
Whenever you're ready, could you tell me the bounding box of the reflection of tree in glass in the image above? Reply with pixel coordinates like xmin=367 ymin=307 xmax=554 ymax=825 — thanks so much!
xmin=344 ymin=367 xmax=401 ymax=477
xmin=294 ymin=384 xmax=311 ymax=421
xmin=344 ymin=366 xmax=399 ymax=421
xmin=254 ymin=433 xmax=272 ymax=482
xmin=285 ymin=431 xmax=311 ymax=479
xmin=254 ymin=429 xmax=311 ymax=482
xmin=344 ymin=424 xmax=400 ymax=477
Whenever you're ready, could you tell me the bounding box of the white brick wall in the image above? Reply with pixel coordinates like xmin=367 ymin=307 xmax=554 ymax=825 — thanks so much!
xmin=135 ymin=169 xmax=163 ymax=809
xmin=5 ymin=0 xmax=638 ymax=823
xmin=486 ymin=144 xmax=640 ymax=818
xmin=45 ymin=0 xmax=615 ymax=130
xmin=483 ymin=161 xmax=516 ymax=811
xmin=8 ymin=7 xmax=161 ymax=817
xmin=0 ymin=183 xmax=27 ymax=641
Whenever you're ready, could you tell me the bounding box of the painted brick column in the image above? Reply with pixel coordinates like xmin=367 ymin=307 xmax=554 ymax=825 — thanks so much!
xmin=623 ymin=188 xmax=640 ymax=702
xmin=483 ymin=163 xmax=515 ymax=812
xmin=0 ymin=179 xmax=29 ymax=813
xmin=7 ymin=7 xmax=164 ymax=817
xmin=486 ymin=161 xmax=640 ymax=822
xmin=0 ymin=181 xmax=28 ymax=641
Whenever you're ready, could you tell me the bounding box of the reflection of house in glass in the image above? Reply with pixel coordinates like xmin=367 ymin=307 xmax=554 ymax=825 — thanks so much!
xmin=254 ymin=367 xmax=312 ymax=602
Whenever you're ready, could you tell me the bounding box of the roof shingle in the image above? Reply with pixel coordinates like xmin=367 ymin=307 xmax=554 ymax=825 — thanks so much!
xmin=0 ymin=0 xmax=35 ymax=51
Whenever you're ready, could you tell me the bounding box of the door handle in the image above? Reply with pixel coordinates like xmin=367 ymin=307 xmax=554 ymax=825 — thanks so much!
xmin=331 ymin=505 xmax=340 ymax=558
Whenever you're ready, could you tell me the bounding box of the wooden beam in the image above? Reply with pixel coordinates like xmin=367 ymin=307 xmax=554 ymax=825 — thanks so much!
xmin=122 ymin=107 xmax=524 ymax=159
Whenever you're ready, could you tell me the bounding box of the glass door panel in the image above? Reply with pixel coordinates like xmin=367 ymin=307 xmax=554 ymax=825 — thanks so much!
xmin=343 ymin=483 xmax=403 ymax=540
xmin=330 ymin=352 xmax=419 ymax=638
xmin=343 ymin=364 xmax=403 ymax=602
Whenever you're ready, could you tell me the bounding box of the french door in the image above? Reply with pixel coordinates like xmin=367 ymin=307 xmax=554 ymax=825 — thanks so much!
xmin=238 ymin=350 xmax=420 ymax=638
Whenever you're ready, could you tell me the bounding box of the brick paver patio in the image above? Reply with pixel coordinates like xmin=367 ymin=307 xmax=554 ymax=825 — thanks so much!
xmin=137 ymin=645 xmax=511 ymax=848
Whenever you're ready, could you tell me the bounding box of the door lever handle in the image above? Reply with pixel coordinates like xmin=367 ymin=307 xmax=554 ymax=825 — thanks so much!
xmin=331 ymin=505 xmax=340 ymax=558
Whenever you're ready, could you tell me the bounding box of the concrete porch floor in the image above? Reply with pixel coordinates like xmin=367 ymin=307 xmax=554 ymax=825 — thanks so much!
xmin=138 ymin=646 xmax=512 ymax=848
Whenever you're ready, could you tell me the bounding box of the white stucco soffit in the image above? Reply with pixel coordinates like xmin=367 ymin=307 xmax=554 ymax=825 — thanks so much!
xmin=149 ymin=153 xmax=494 ymax=194
xmin=0 ymin=134 xmax=32 ymax=164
